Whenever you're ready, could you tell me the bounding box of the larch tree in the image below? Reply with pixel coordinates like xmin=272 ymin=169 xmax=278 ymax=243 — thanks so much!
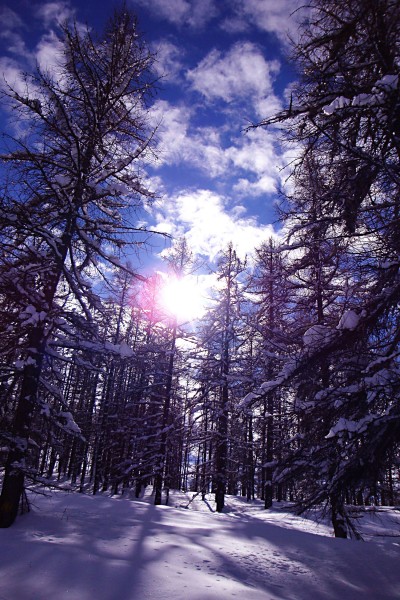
xmin=246 ymin=0 xmax=400 ymax=536
xmin=0 ymin=7 xmax=158 ymax=527
xmin=153 ymin=238 xmax=196 ymax=505
xmin=248 ymin=238 xmax=292 ymax=508
xmin=198 ymin=243 xmax=246 ymax=512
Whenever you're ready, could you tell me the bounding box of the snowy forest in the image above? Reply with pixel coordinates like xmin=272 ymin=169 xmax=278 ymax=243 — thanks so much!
xmin=0 ymin=0 xmax=399 ymax=544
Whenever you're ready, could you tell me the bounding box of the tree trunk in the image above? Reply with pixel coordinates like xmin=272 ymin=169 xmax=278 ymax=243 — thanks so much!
xmin=154 ymin=324 xmax=176 ymax=505
xmin=264 ymin=392 xmax=274 ymax=509
xmin=0 ymin=329 xmax=45 ymax=527
xmin=331 ymin=497 xmax=348 ymax=538
xmin=215 ymin=382 xmax=228 ymax=513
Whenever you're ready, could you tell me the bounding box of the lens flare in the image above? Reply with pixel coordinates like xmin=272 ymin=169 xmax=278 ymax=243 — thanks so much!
xmin=159 ymin=276 xmax=205 ymax=322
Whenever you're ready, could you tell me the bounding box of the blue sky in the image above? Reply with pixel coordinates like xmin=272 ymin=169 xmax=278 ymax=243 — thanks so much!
xmin=0 ymin=0 xmax=303 ymax=273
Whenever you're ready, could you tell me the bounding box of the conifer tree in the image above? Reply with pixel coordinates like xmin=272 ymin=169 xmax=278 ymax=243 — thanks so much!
xmin=248 ymin=0 xmax=400 ymax=536
xmin=0 ymin=7 xmax=157 ymax=527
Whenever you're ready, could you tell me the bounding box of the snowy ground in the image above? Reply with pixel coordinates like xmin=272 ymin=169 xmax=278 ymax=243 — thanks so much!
xmin=1 ymin=488 xmax=400 ymax=599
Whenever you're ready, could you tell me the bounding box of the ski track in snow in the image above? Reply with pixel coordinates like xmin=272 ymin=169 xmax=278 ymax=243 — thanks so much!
xmin=0 ymin=489 xmax=400 ymax=599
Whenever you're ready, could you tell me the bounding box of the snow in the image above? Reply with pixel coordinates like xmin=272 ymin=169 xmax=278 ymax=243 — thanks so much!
xmin=39 ymin=403 xmax=51 ymax=418
xmin=54 ymin=174 xmax=71 ymax=186
xmin=381 ymin=259 xmax=400 ymax=269
xmin=374 ymin=74 xmax=399 ymax=90
xmin=303 ymin=324 xmax=334 ymax=348
xmin=14 ymin=357 xmax=37 ymax=369
xmin=119 ymin=341 xmax=134 ymax=358
xmin=242 ymin=390 xmax=260 ymax=405
xmin=323 ymin=95 xmax=350 ymax=115
xmin=322 ymin=74 xmax=399 ymax=115
xmin=58 ymin=411 xmax=81 ymax=434
xmin=1 ymin=488 xmax=400 ymax=600
xmin=104 ymin=341 xmax=134 ymax=358
xmin=19 ymin=305 xmax=47 ymax=326
xmin=336 ymin=310 xmax=364 ymax=331
xmin=325 ymin=415 xmax=375 ymax=439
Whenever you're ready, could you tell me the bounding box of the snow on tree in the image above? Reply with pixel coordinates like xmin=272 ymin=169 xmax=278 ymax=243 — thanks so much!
xmin=246 ymin=0 xmax=400 ymax=537
xmin=0 ymin=7 xmax=158 ymax=527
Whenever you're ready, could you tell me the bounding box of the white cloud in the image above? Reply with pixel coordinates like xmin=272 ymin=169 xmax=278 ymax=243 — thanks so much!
xmin=186 ymin=0 xmax=218 ymax=28
xmin=0 ymin=57 xmax=45 ymax=138
xmin=0 ymin=7 xmax=24 ymax=30
xmin=152 ymin=189 xmax=277 ymax=261
xmin=227 ymin=128 xmax=279 ymax=175
xmin=186 ymin=41 xmax=280 ymax=115
xmin=153 ymin=40 xmax=185 ymax=82
xmin=253 ymin=93 xmax=283 ymax=121
xmin=139 ymin=0 xmax=190 ymax=25
xmin=225 ymin=129 xmax=284 ymax=197
xmin=190 ymin=130 xmax=229 ymax=177
xmin=0 ymin=57 xmax=27 ymax=96
xmin=150 ymin=101 xmax=231 ymax=176
xmin=233 ymin=175 xmax=276 ymax=197
xmin=0 ymin=7 xmax=30 ymax=60
xmin=150 ymin=99 xmax=284 ymax=193
xmin=2 ymin=32 xmax=28 ymax=58
xmin=0 ymin=4 xmax=74 ymax=80
xmin=35 ymin=1 xmax=75 ymax=28
xmin=149 ymin=45 xmax=285 ymax=187
xmin=150 ymin=100 xmax=193 ymax=164
xmin=35 ymin=31 xmax=64 ymax=74
xmin=220 ymin=15 xmax=249 ymax=35
xmin=225 ymin=0 xmax=304 ymax=44
xmin=134 ymin=0 xmax=217 ymax=28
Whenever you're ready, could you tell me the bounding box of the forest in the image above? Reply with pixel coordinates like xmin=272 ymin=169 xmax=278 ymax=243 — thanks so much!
xmin=0 ymin=0 xmax=399 ymax=541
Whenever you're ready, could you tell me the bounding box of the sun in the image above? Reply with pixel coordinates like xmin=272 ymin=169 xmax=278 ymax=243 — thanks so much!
xmin=159 ymin=275 xmax=206 ymax=322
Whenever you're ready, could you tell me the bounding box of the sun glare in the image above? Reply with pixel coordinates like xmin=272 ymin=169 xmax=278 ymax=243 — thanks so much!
xmin=159 ymin=276 xmax=206 ymax=322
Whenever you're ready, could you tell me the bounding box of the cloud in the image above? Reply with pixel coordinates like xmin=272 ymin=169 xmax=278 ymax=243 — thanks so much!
xmin=0 ymin=3 xmax=74 ymax=80
xmin=150 ymin=98 xmax=284 ymax=197
xmin=35 ymin=1 xmax=75 ymax=28
xmin=35 ymin=31 xmax=65 ymax=74
xmin=133 ymin=0 xmax=218 ymax=28
xmin=134 ymin=0 xmax=304 ymax=40
xmin=233 ymin=175 xmax=276 ymax=197
xmin=152 ymin=40 xmax=185 ymax=82
xmin=150 ymin=100 xmax=194 ymax=165
xmin=0 ymin=7 xmax=30 ymax=60
xmin=186 ymin=41 xmax=280 ymax=116
xmin=227 ymin=128 xmax=280 ymax=176
xmin=225 ymin=128 xmax=286 ymax=198
xmin=186 ymin=0 xmax=218 ymax=28
xmin=219 ymin=15 xmax=249 ymax=35
xmin=152 ymin=189 xmax=277 ymax=261
xmin=0 ymin=7 xmax=24 ymax=30
xmin=0 ymin=57 xmax=27 ymax=96
xmin=224 ymin=0 xmax=304 ymax=44
xmin=150 ymin=100 xmax=231 ymax=177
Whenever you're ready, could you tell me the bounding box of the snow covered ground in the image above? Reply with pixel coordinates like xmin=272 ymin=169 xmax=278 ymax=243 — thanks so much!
xmin=1 ymin=488 xmax=400 ymax=599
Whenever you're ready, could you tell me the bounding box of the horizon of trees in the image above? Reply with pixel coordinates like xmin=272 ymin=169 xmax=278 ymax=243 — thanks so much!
xmin=1 ymin=0 xmax=399 ymax=539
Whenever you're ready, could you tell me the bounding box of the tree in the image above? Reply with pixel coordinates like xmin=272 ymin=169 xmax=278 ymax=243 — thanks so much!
xmin=249 ymin=0 xmax=400 ymax=536
xmin=0 ymin=7 xmax=157 ymax=527
xmin=248 ymin=238 xmax=292 ymax=508
xmin=153 ymin=237 xmax=197 ymax=505
xmin=197 ymin=243 xmax=246 ymax=512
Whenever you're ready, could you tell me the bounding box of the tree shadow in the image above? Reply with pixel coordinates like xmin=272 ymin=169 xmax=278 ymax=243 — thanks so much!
xmin=0 ymin=491 xmax=399 ymax=600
